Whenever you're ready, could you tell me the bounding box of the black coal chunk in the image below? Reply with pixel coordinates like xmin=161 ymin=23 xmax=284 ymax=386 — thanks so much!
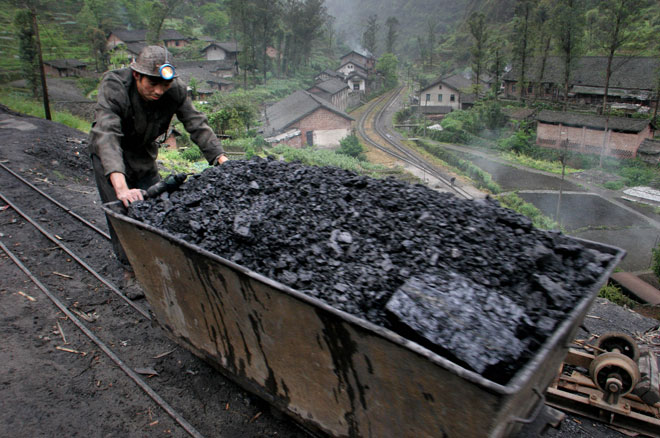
xmin=386 ymin=273 xmax=525 ymax=374
xmin=127 ymin=157 xmax=618 ymax=384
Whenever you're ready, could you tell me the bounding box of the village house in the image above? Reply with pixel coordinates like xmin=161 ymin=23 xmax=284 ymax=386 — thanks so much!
xmin=503 ymin=57 xmax=659 ymax=113
xmin=43 ymin=59 xmax=87 ymax=77
xmin=418 ymin=73 xmax=478 ymax=117
xmin=535 ymin=110 xmax=655 ymax=159
xmin=200 ymin=41 xmax=240 ymax=63
xmin=314 ymin=69 xmax=344 ymax=83
xmin=106 ymin=29 xmax=188 ymax=51
xmin=307 ymin=78 xmax=350 ymax=111
xmin=261 ymin=90 xmax=354 ymax=149
xmin=340 ymin=50 xmax=376 ymax=73
xmin=346 ymin=70 xmax=368 ymax=93
xmin=337 ymin=57 xmax=369 ymax=79
xmin=175 ymin=63 xmax=235 ymax=99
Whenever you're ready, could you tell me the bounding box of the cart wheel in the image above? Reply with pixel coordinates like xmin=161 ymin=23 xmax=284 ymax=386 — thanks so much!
xmin=589 ymin=352 xmax=640 ymax=404
xmin=595 ymin=332 xmax=640 ymax=362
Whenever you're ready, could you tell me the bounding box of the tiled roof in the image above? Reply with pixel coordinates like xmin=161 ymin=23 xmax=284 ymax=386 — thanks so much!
xmin=503 ymin=56 xmax=660 ymax=91
xmin=537 ymin=110 xmax=651 ymax=133
xmin=44 ymin=59 xmax=86 ymax=69
xmin=201 ymin=41 xmax=241 ymax=53
xmin=309 ymin=78 xmax=348 ymax=95
xmin=263 ymin=90 xmax=353 ymax=135
xmin=638 ymin=138 xmax=660 ymax=155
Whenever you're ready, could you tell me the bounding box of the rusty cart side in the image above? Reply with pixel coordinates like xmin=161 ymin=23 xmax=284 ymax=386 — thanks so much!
xmin=104 ymin=202 xmax=625 ymax=438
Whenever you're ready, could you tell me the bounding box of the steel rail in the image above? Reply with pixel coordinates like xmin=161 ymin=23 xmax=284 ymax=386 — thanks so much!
xmin=356 ymin=88 xmax=472 ymax=199
xmin=0 ymin=240 xmax=207 ymax=438
xmin=0 ymin=161 xmax=111 ymax=240
xmin=0 ymin=191 xmax=150 ymax=320
xmin=373 ymin=87 xmax=473 ymax=200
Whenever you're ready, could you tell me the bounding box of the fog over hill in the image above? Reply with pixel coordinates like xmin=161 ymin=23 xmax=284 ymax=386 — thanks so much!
xmin=325 ymin=0 xmax=517 ymax=59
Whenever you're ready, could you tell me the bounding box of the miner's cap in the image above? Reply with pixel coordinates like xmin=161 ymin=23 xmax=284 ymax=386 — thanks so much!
xmin=130 ymin=45 xmax=178 ymax=79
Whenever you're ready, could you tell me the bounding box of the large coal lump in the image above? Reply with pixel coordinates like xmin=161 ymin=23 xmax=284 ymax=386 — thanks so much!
xmin=128 ymin=157 xmax=616 ymax=383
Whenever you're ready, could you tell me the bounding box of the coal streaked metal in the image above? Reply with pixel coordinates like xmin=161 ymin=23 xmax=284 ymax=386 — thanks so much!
xmin=104 ymin=201 xmax=625 ymax=438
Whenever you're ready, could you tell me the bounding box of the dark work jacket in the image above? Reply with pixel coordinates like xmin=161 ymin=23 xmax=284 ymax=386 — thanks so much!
xmin=88 ymin=68 xmax=223 ymax=181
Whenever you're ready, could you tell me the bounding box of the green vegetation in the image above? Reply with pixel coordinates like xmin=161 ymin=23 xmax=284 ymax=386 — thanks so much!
xmin=269 ymin=145 xmax=390 ymax=177
xmin=0 ymin=89 xmax=91 ymax=133
xmin=337 ymin=134 xmax=367 ymax=161
xmin=598 ymin=283 xmax=639 ymax=308
xmin=652 ymin=242 xmax=660 ymax=280
xmin=415 ymin=140 xmax=501 ymax=193
xmin=495 ymin=192 xmax=559 ymax=230
xmin=501 ymin=151 xmax=580 ymax=175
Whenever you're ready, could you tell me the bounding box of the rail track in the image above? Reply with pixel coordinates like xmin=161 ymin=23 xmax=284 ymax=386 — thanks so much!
xmin=356 ymin=86 xmax=474 ymax=200
xmin=0 ymin=161 xmax=308 ymax=438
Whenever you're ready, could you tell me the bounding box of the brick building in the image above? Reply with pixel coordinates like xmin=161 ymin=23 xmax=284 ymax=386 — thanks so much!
xmin=262 ymin=90 xmax=354 ymax=149
xmin=536 ymin=110 xmax=654 ymax=159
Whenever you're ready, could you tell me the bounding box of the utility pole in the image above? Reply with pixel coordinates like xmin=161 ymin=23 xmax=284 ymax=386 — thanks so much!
xmin=30 ymin=7 xmax=51 ymax=120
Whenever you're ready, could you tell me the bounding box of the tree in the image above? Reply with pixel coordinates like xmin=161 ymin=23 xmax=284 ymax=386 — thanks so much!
xmin=487 ymin=38 xmax=506 ymax=95
xmin=146 ymin=0 xmax=183 ymax=44
xmin=376 ymin=52 xmax=399 ymax=90
xmin=533 ymin=1 xmax=553 ymax=101
xmin=425 ymin=19 xmax=437 ymax=69
xmin=552 ymin=0 xmax=584 ymax=110
xmin=200 ymin=4 xmax=229 ymax=39
xmin=362 ymin=14 xmax=378 ymax=55
xmin=594 ymin=0 xmax=650 ymax=116
xmin=511 ymin=0 xmax=535 ymax=102
xmin=337 ymin=134 xmax=366 ymax=161
xmin=467 ymin=12 xmax=488 ymax=97
xmin=385 ymin=16 xmax=399 ymax=54
xmin=14 ymin=9 xmax=39 ymax=97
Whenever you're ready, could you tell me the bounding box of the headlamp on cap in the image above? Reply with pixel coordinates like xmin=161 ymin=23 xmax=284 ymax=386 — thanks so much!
xmin=159 ymin=64 xmax=175 ymax=80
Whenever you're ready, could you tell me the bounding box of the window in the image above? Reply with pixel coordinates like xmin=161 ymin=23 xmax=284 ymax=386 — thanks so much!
xmin=438 ymin=94 xmax=443 ymax=102
xmin=511 ymin=84 xmax=516 ymax=92
xmin=353 ymin=83 xmax=360 ymax=90
xmin=450 ymin=94 xmax=455 ymax=102
xmin=527 ymin=84 xmax=533 ymax=93
xmin=438 ymin=85 xmax=443 ymax=90
xmin=426 ymin=93 xmax=431 ymax=102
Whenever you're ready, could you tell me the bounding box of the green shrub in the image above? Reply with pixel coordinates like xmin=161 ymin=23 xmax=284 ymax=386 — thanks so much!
xmin=415 ymin=140 xmax=501 ymax=193
xmin=180 ymin=145 xmax=203 ymax=162
xmin=652 ymin=243 xmax=660 ymax=280
xmin=598 ymin=283 xmax=638 ymax=308
xmin=603 ymin=180 xmax=625 ymax=190
xmin=495 ymin=192 xmax=558 ymax=230
xmin=620 ymin=165 xmax=654 ymax=187
xmin=337 ymin=134 xmax=366 ymax=161
xmin=498 ymin=129 xmax=535 ymax=154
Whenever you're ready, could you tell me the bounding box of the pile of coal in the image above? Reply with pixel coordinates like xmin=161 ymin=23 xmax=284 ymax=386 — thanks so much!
xmin=128 ymin=157 xmax=616 ymax=383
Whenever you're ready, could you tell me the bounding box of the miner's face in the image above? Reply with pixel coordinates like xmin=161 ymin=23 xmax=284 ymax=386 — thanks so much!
xmin=133 ymin=71 xmax=173 ymax=101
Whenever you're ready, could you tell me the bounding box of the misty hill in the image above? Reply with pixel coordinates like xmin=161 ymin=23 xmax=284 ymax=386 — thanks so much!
xmin=325 ymin=0 xmax=517 ymax=60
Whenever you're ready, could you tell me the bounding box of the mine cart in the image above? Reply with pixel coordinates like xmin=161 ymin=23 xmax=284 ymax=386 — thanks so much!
xmin=104 ymin=201 xmax=625 ymax=438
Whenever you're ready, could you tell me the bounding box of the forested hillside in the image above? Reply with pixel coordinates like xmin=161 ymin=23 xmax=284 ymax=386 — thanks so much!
xmin=327 ymin=0 xmax=660 ymax=77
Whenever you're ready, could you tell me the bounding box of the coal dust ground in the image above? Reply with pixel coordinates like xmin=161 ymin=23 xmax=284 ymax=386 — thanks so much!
xmin=129 ymin=157 xmax=618 ymax=383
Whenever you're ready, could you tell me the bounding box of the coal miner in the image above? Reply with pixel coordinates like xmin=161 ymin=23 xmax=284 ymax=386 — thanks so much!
xmin=88 ymin=45 xmax=227 ymax=298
